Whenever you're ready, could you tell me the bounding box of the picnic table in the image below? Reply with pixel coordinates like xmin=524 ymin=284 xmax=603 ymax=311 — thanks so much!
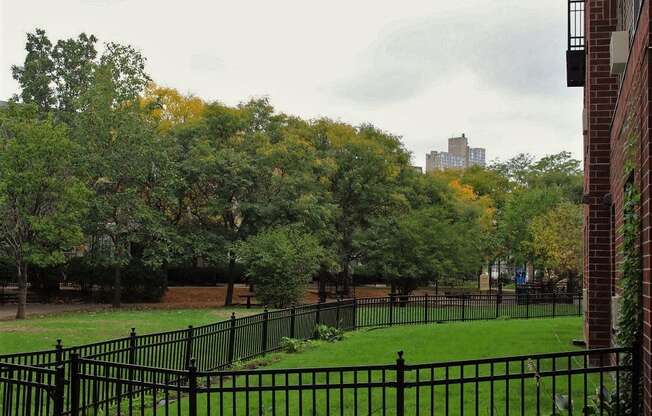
xmin=239 ymin=293 xmax=256 ymax=308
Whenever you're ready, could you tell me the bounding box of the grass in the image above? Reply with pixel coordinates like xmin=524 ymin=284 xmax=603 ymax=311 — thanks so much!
xmin=143 ymin=317 xmax=598 ymax=416
xmin=2 ymin=308 xmax=600 ymax=415
xmin=0 ymin=307 xmax=263 ymax=355
xmin=267 ymin=316 xmax=583 ymax=367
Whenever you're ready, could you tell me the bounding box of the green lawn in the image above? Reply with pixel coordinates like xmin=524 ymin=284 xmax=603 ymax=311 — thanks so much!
xmin=140 ymin=317 xmax=602 ymax=416
xmin=0 ymin=307 xmax=263 ymax=355
xmin=268 ymin=316 xmax=583 ymax=367
xmin=3 ymin=310 xmax=605 ymax=415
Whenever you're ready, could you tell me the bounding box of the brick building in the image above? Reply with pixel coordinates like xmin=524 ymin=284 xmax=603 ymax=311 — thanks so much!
xmin=568 ymin=0 xmax=651 ymax=412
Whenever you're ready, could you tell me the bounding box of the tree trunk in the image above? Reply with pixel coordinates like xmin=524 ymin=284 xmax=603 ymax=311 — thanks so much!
xmin=318 ymin=268 xmax=328 ymax=302
xmin=16 ymin=263 xmax=27 ymax=320
xmin=340 ymin=267 xmax=351 ymax=297
xmin=339 ymin=229 xmax=353 ymax=297
xmin=224 ymin=255 xmax=236 ymax=306
xmin=112 ymin=266 xmax=122 ymax=308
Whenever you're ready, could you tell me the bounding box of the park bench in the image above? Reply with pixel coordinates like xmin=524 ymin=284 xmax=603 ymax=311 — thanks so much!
xmin=239 ymin=293 xmax=259 ymax=309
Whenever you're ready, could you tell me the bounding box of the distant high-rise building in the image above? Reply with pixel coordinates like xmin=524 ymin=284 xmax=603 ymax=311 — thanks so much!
xmin=425 ymin=133 xmax=485 ymax=172
xmin=468 ymin=147 xmax=486 ymax=167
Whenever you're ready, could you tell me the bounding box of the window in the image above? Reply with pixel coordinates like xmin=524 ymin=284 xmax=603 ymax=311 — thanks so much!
xmin=618 ymin=0 xmax=643 ymax=40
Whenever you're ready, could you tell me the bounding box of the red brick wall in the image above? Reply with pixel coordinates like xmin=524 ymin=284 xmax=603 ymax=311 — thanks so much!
xmin=609 ymin=1 xmax=651 ymax=413
xmin=584 ymin=0 xmax=619 ymax=350
xmin=587 ymin=0 xmax=651 ymax=412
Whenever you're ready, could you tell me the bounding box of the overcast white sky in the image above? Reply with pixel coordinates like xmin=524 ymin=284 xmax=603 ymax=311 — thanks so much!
xmin=0 ymin=0 xmax=583 ymax=168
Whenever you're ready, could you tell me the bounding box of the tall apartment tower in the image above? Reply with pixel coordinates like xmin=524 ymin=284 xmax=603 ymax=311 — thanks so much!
xmin=425 ymin=133 xmax=486 ymax=172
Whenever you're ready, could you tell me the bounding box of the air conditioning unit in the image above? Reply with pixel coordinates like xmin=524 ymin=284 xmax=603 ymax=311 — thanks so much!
xmin=610 ymin=31 xmax=629 ymax=75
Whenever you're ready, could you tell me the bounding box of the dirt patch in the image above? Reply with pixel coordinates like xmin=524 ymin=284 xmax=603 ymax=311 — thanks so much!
xmin=0 ymin=326 xmax=46 ymax=333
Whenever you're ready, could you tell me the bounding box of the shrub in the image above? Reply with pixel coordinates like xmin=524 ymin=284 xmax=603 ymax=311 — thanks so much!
xmin=313 ymin=324 xmax=343 ymax=342
xmin=280 ymin=337 xmax=308 ymax=353
xmin=235 ymin=226 xmax=324 ymax=308
xmin=65 ymin=256 xmax=167 ymax=302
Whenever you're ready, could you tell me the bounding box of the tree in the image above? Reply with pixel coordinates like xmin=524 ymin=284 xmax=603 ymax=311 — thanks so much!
xmin=0 ymin=104 xmax=89 ymax=318
xmin=141 ymin=83 xmax=206 ymax=133
xmin=357 ymin=171 xmax=491 ymax=294
xmin=51 ymin=33 xmax=98 ymax=116
xmin=491 ymin=152 xmax=582 ymax=273
xmin=12 ymin=29 xmax=149 ymax=120
xmin=236 ymin=226 xmax=324 ymax=307
xmin=74 ymin=66 xmax=170 ymax=307
xmin=312 ymin=120 xmax=411 ymax=295
xmin=176 ymin=99 xmax=337 ymax=305
xmin=11 ymin=29 xmax=55 ymax=112
xmin=528 ymin=202 xmax=582 ymax=288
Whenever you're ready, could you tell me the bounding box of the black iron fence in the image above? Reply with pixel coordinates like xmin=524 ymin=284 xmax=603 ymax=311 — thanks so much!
xmin=69 ymin=347 xmax=633 ymax=416
xmin=1 ymin=293 xmax=591 ymax=415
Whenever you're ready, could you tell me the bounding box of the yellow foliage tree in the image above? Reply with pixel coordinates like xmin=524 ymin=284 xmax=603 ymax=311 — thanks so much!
xmin=528 ymin=202 xmax=582 ymax=284
xmin=448 ymin=179 xmax=496 ymax=230
xmin=141 ymin=83 xmax=205 ymax=132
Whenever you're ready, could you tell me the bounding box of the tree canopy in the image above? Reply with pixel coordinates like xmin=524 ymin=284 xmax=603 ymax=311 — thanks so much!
xmin=1 ymin=28 xmax=584 ymax=316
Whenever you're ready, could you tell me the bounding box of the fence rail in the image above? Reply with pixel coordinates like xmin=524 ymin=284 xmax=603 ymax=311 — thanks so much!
xmin=0 ymin=292 xmax=589 ymax=415
xmin=70 ymin=347 xmax=632 ymax=416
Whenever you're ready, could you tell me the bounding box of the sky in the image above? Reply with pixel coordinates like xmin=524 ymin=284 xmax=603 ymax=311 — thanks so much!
xmin=0 ymin=0 xmax=583 ymax=168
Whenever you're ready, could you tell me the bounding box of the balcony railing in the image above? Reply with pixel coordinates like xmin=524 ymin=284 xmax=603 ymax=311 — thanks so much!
xmin=566 ymin=0 xmax=585 ymax=87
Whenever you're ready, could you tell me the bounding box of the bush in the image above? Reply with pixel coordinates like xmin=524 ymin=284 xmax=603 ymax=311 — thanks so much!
xmin=236 ymin=226 xmax=324 ymax=308
xmin=65 ymin=256 xmax=167 ymax=302
xmin=313 ymin=324 xmax=343 ymax=342
xmin=280 ymin=337 xmax=308 ymax=353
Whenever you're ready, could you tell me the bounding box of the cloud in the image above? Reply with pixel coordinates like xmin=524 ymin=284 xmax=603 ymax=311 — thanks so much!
xmin=189 ymin=53 xmax=223 ymax=72
xmin=335 ymin=5 xmax=565 ymax=106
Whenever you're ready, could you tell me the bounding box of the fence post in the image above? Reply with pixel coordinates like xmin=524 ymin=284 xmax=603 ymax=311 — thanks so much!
xmin=461 ymin=295 xmax=466 ymax=321
xmin=185 ymin=325 xmax=194 ymax=369
xmin=315 ymin=302 xmax=321 ymax=326
xmin=389 ymin=295 xmax=394 ymax=326
xmin=352 ymin=298 xmax=358 ymax=329
xmin=228 ymin=313 xmax=236 ymax=363
xmin=53 ymin=364 xmax=65 ymax=416
xmin=261 ymin=307 xmax=269 ymax=352
xmin=55 ymin=339 xmax=63 ymax=363
xmin=424 ymin=293 xmax=429 ymax=323
xmin=578 ymin=292 xmax=582 ymax=315
xmin=552 ymin=292 xmax=556 ymax=318
xmin=336 ymin=298 xmax=341 ymax=328
xmin=188 ymin=358 xmax=198 ymax=416
xmin=526 ymin=292 xmax=530 ymax=319
xmin=290 ymin=306 xmax=296 ymax=338
xmin=495 ymin=293 xmax=499 ymax=319
xmin=69 ymin=353 xmax=80 ymax=416
xmin=129 ymin=328 xmax=137 ymax=365
xmin=395 ymin=351 xmax=405 ymax=416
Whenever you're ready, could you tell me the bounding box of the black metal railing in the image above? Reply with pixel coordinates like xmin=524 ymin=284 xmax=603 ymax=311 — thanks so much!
xmin=567 ymin=0 xmax=586 ymax=87
xmin=68 ymin=347 xmax=632 ymax=416
xmin=568 ymin=0 xmax=585 ymax=51
xmin=0 ymin=362 xmax=65 ymax=416
xmin=0 ymin=293 xmax=585 ymax=415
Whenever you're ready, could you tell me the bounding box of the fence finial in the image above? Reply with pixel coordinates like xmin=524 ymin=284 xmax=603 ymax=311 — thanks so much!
xmin=397 ymin=350 xmax=404 ymax=360
xmin=231 ymin=312 xmax=236 ymax=320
